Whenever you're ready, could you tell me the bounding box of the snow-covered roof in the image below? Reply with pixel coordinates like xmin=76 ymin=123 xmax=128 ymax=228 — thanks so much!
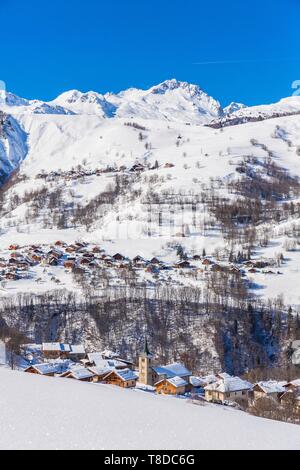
xmin=217 ymin=372 xmax=232 ymax=380
xmin=42 ymin=343 xmax=85 ymax=354
xmin=69 ymin=345 xmax=85 ymax=355
xmin=166 ymin=376 xmax=188 ymax=388
xmin=67 ymin=368 xmax=95 ymax=380
xmin=189 ymin=376 xmax=205 ymax=387
xmin=109 ymin=369 xmax=138 ymax=382
xmin=254 ymin=381 xmax=286 ymax=394
xmin=88 ymin=353 xmax=103 ymax=365
xmin=42 ymin=343 xmax=71 ymax=353
xmin=153 ymin=362 xmax=191 ymax=379
xmin=88 ymin=366 xmax=111 ymax=376
xmin=87 ymin=353 xmax=127 ymax=369
xmin=192 ymin=374 xmax=218 ymax=386
xmin=26 ymin=363 xmax=62 ymax=375
xmin=42 ymin=342 xmax=61 ymax=352
xmin=205 ymin=377 xmax=252 ymax=393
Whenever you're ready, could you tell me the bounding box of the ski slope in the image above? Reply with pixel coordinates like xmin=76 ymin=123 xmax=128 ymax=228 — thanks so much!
xmin=0 ymin=368 xmax=299 ymax=450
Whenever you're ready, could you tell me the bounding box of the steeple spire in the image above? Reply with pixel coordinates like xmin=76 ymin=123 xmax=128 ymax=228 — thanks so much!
xmin=141 ymin=336 xmax=152 ymax=357
xmin=144 ymin=337 xmax=150 ymax=356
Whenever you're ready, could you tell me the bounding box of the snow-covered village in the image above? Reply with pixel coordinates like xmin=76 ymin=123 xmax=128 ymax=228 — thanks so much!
xmin=1 ymin=0 xmax=300 ymax=452
xmin=1 ymin=337 xmax=300 ymax=414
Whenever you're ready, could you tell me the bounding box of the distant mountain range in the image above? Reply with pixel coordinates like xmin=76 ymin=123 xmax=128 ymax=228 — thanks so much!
xmin=1 ymin=79 xmax=224 ymax=123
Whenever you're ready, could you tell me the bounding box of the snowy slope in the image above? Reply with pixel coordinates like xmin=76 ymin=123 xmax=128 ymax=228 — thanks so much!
xmin=0 ymin=81 xmax=300 ymax=305
xmin=0 ymin=368 xmax=299 ymax=450
xmin=0 ymin=111 xmax=299 ymax=304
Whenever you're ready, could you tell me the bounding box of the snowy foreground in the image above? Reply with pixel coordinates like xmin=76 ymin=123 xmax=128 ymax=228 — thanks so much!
xmin=0 ymin=369 xmax=300 ymax=450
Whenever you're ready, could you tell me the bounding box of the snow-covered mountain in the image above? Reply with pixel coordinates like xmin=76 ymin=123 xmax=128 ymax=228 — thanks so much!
xmin=51 ymin=90 xmax=117 ymax=118
xmin=224 ymin=102 xmax=246 ymax=114
xmin=210 ymin=96 xmax=300 ymax=128
xmin=3 ymin=80 xmax=300 ymax=128
xmin=1 ymin=80 xmax=224 ymax=123
xmin=1 ymin=91 xmax=74 ymax=116
xmin=104 ymin=79 xmax=223 ymax=123
xmin=51 ymin=79 xmax=224 ymax=123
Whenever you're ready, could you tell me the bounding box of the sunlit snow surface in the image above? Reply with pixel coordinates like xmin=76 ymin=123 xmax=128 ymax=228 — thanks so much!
xmin=0 ymin=368 xmax=300 ymax=450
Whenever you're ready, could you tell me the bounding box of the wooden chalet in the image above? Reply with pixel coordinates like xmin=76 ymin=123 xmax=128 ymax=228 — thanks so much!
xmin=60 ymin=368 xmax=95 ymax=382
xmin=67 ymin=345 xmax=86 ymax=362
xmin=174 ymin=261 xmax=191 ymax=269
xmin=133 ymin=255 xmax=145 ymax=266
xmin=55 ymin=241 xmax=66 ymax=247
xmin=66 ymin=245 xmax=77 ymax=253
xmin=155 ymin=376 xmax=188 ymax=395
xmin=88 ymin=367 xmax=112 ymax=383
xmin=24 ymin=363 xmax=61 ymax=377
xmin=42 ymin=343 xmax=70 ymax=360
xmin=202 ymin=258 xmax=212 ymax=266
xmin=5 ymin=272 xmax=19 ymax=280
xmin=102 ymin=369 xmax=138 ymax=388
xmin=80 ymin=258 xmax=90 ymax=266
xmin=252 ymin=381 xmax=286 ymax=402
xmin=113 ymin=253 xmax=125 ymax=262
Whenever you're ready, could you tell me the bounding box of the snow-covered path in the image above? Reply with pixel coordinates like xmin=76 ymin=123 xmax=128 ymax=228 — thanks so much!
xmin=0 ymin=368 xmax=299 ymax=450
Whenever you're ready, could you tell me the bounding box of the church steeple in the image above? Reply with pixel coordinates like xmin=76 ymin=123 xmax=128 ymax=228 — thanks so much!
xmin=142 ymin=337 xmax=151 ymax=357
xmin=139 ymin=336 xmax=154 ymax=385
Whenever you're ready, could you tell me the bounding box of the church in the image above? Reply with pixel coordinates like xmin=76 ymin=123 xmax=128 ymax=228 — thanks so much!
xmin=138 ymin=339 xmax=191 ymax=387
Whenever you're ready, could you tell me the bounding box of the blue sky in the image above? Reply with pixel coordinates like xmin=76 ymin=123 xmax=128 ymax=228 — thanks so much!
xmin=0 ymin=0 xmax=299 ymax=106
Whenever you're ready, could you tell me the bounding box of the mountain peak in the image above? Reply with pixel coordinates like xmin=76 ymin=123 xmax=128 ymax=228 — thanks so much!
xmin=224 ymin=102 xmax=247 ymax=115
xmin=150 ymin=79 xmax=203 ymax=95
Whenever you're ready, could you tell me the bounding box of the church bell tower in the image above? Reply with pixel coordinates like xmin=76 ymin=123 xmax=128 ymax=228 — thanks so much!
xmin=138 ymin=338 xmax=154 ymax=386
